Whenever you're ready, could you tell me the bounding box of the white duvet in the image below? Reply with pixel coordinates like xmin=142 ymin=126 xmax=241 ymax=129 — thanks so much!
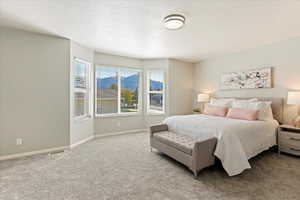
xmin=163 ymin=114 xmax=279 ymax=176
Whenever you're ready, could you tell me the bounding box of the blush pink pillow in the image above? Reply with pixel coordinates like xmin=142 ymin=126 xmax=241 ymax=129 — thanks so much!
xmin=203 ymin=105 xmax=229 ymax=117
xmin=226 ymin=108 xmax=258 ymax=121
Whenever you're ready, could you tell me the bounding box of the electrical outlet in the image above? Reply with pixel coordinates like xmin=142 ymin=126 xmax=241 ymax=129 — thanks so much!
xmin=16 ymin=138 xmax=22 ymax=145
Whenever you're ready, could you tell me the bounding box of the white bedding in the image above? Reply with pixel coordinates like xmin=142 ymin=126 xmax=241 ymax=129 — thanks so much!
xmin=163 ymin=114 xmax=279 ymax=176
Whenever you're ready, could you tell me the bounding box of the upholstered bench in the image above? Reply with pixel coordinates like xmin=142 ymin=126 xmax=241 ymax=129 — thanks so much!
xmin=150 ymin=124 xmax=217 ymax=177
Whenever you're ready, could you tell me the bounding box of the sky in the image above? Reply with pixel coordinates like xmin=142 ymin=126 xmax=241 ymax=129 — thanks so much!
xmin=96 ymin=68 xmax=118 ymax=79
xmin=95 ymin=67 xmax=163 ymax=82
xmin=150 ymin=70 xmax=163 ymax=82
xmin=74 ymin=62 xmax=86 ymax=78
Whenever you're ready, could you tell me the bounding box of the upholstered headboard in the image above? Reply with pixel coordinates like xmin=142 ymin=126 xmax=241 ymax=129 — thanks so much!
xmin=215 ymin=97 xmax=284 ymax=124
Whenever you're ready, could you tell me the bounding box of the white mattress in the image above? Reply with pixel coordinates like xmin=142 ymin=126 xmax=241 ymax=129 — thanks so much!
xmin=163 ymin=114 xmax=279 ymax=176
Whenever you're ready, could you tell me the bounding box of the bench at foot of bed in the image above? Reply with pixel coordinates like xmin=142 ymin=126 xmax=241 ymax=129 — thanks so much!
xmin=150 ymin=124 xmax=217 ymax=177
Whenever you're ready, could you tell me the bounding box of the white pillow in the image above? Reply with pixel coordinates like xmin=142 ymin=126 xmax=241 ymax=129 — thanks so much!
xmin=256 ymin=101 xmax=273 ymax=121
xmin=210 ymin=98 xmax=235 ymax=107
xmin=232 ymin=98 xmax=258 ymax=109
xmin=234 ymin=98 xmax=258 ymax=103
xmin=232 ymin=101 xmax=273 ymax=121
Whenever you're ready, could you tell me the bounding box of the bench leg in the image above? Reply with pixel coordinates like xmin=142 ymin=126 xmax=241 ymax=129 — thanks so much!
xmin=193 ymin=170 xmax=198 ymax=178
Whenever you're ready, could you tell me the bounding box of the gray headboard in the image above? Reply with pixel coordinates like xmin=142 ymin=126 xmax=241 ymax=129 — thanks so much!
xmin=215 ymin=97 xmax=284 ymax=124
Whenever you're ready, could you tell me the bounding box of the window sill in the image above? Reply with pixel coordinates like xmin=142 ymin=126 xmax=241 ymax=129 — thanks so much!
xmin=95 ymin=113 xmax=142 ymax=118
xmin=74 ymin=115 xmax=92 ymax=123
xmin=146 ymin=112 xmax=166 ymax=116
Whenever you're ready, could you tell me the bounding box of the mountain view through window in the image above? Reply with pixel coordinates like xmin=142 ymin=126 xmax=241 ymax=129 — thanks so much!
xmin=148 ymin=70 xmax=164 ymax=113
xmin=96 ymin=67 xmax=141 ymax=115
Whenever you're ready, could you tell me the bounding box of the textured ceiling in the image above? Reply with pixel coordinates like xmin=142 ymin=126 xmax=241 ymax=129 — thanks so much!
xmin=1 ymin=0 xmax=300 ymax=62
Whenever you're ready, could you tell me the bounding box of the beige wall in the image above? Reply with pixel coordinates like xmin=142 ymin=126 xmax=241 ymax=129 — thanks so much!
xmin=194 ymin=38 xmax=300 ymax=124
xmin=70 ymin=42 xmax=94 ymax=145
xmin=0 ymin=27 xmax=70 ymax=156
xmin=169 ymin=59 xmax=194 ymax=116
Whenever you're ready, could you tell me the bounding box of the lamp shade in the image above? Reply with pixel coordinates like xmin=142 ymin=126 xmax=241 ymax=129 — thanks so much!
xmin=197 ymin=93 xmax=210 ymax=102
xmin=287 ymin=92 xmax=300 ymax=105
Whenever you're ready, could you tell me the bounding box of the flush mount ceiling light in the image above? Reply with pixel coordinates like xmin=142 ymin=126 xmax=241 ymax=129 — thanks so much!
xmin=164 ymin=14 xmax=185 ymax=30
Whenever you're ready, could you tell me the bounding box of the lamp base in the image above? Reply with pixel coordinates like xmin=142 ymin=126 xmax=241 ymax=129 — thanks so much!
xmin=292 ymin=115 xmax=300 ymax=128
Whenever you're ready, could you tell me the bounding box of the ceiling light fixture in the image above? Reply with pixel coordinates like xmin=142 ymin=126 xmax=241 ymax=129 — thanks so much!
xmin=164 ymin=14 xmax=185 ymax=30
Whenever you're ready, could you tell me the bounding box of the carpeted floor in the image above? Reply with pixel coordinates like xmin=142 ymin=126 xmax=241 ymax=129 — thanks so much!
xmin=1 ymin=132 xmax=300 ymax=200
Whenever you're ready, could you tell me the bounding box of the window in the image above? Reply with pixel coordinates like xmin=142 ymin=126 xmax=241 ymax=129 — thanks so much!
xmin=147 ymin=70 xmax=165 ymax=114
xmin=73 ymin=58 xmax=91 ymax=119
xmin=95 ymin=66 xmax=141 ymax=116
xmin=120 ymin=69 xmax=140 ymax=113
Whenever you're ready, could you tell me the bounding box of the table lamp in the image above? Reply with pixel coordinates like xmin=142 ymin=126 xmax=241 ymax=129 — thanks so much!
xmin=287 ymin=91 xmax=300 ymax=128
xmin=197 ymin=93 xmax=210 ymax=113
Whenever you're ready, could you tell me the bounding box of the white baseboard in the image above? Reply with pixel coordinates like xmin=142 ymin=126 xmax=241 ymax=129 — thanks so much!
xmin=0 ymin=146 xmax=68 ymax=161
xmin=94 ymin=129 xmax=148 ymax=138
xmin=0 ymin=129 xmax=148 ymax=161
xmin=70 ymin=135 xmax=94 ymax=149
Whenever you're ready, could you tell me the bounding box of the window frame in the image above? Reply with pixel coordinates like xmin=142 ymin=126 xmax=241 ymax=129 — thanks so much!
xmin=73 ymin=57 xmax=92 ymax=121
xmin=95 ymin=65 xmax=142 ymax=117
xmin=146 ymin=69 xmax=165 ymax=115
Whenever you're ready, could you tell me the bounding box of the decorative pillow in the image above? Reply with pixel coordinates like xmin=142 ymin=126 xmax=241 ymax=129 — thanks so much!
xmin=210 ymin=98 xmax=235 ymax=107
xmin=227 ymin=108 xmax=258 ymax=121
xmin=232 ymin=101 xmax=273 ymax=121
xmin=203 ymin=105 xmax=229 ymax=117
xmin=255 ymin=101 xmax=273 ymax=121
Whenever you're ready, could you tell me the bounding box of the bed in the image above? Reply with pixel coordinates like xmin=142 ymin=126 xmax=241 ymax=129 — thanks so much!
xmin=151 ymin=97 xmax=283 ymax=176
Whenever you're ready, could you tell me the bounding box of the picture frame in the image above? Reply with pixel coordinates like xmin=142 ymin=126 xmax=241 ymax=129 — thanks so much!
xmin=220 ymin=67 xmax=272 ymax=90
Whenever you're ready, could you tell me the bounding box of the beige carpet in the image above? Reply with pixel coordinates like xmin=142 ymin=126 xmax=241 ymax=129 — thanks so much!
xmin=1 ymin=132 xmax=300 ymax=200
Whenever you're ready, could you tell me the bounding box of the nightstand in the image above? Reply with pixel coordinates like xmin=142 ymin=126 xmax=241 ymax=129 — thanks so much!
xmin=278 ymin=125 xmax=300 ymax=156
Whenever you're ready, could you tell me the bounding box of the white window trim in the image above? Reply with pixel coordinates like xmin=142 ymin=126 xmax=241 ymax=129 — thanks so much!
xmin=146 ymin=69 xmax=165 ymax=115
xmin=73 ymin=57 xmax=92 ymax=121
xmin=95 ymin=65 xmax=142 ymax=117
